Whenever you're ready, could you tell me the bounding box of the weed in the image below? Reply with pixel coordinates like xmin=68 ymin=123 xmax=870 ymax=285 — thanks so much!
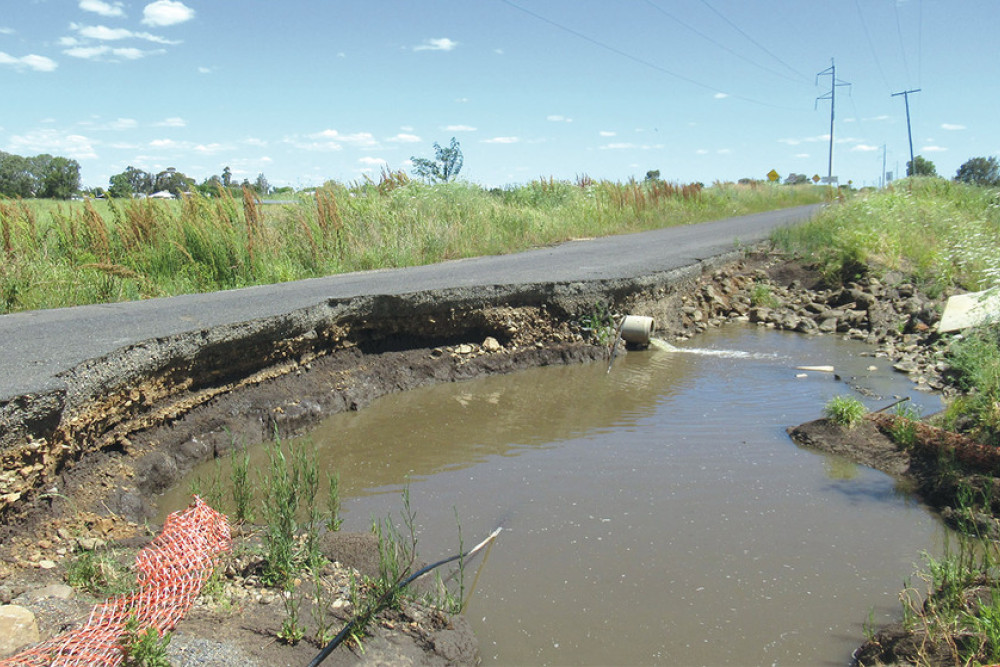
xmin=65 ymin=547 xmax=135 ymax=598
xmin=119 ymin=615 xmax=171 ymax=667
xmin=887 ymin=402 xmax=922 ymax=448
xmin=748 ymin=282 xmax=779 ymax=308
xmin=823 ymin=395 xmax=867 ymax=428
xmin=229 ymin=445 xmax=254 ymax=525
xmin=578 ymin=302 xmax=615 ymax=345
xmin=278 ymin=585 xmax=306 ymax=645
xmin=326 ymin=470 xmax=343 ymax=532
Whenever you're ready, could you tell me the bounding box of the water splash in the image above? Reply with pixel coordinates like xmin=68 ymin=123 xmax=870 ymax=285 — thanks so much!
xmin=648 ymin=337 xmax=776 ymax=359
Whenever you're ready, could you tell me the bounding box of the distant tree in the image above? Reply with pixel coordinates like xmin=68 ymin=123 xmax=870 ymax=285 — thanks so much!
xmin=196 ymin=174 xmax=224 ymax=196
xmin=110 ymin=166 xmax=154 ymax=195
xmin=108 ymin=173 xmax=133 ymax=198
xmin=0 ymin=151 xmax=36 ymax=197
xmin=37 ymin=156 xmax=81 ymax=199
xmin=645 ymin=169 xmax=661 ymax=182
xmin=784 ymin=173 xmax=809 ymax=185
xmin=410 ymin=137 xmax=463 ymax=183
xmin=907 ymin=155 xmax=937 ymax=177
xmin=222 ymin=166 xmax=232 ymax=188
xmin=954 ymin=156 xmax=1000 ymax=186
xmin=154 ymin=167 xmax=194 ymax=196
xmin=254 ymin=172 xmax=270 ymax=195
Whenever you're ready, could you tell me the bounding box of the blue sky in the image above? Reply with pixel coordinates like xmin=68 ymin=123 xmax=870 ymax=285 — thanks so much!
xmin=2 ymin=0 xmax=997 ymax=190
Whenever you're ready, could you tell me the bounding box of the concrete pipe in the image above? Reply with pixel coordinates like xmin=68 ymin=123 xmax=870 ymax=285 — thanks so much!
xmin=620 ymin=315 xmax=655 ymax=345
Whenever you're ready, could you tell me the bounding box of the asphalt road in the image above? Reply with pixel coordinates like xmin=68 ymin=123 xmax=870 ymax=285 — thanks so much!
xmin=0 ymin=204 xmax=821 ymax=402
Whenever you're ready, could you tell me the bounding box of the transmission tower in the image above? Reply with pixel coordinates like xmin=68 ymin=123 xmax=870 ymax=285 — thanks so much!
xmin=816 ymin=58 xmax=851 ymax=184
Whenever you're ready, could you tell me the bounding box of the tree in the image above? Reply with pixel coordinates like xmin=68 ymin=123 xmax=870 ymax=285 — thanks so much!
xmin=410 ymin=137 xmax=463 ymax=183
xmin=254 ymin=172 xmax=270 ymax=195
xmin=645 ymin=169 xmax=661 ymax=182
xmin=154 ymin=167 xmax=194 ymax=196
xmin=954 ymin=156 xmax=1000 ymax=186
xmin=222 ymin=166 xmax=232 ymax=188
xmin=907 ymin=155 xmax=937 ymax=177
xmin=36 ymin=156 xmax=80 ymax=199
xmin=784 ymin=173 xmax=809 ymax=185
xmin=0 ymin=152 xmax=36 ymax=197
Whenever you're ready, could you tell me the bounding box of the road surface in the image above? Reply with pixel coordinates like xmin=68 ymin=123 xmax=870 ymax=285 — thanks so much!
xmin=0 ymin=204 xmax=821 ymax=402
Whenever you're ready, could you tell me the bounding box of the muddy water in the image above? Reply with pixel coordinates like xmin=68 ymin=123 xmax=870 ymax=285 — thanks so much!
xmin=162 ymin=323 xmax=949 ymax=665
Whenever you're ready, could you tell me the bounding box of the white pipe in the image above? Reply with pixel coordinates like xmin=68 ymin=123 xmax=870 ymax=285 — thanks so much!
xmin=620 ymin=315 xmax=655 ymax=345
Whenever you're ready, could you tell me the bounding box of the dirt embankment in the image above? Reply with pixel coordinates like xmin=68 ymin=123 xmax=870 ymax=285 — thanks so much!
xmin=0 ymin=249 xmax=971 ymax=665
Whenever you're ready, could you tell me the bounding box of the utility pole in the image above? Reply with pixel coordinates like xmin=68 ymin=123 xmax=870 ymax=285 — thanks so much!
xmin=881 ymin=144 xmax=887 ymax=188
xmin=816 ymin=58 xmax=851 ymax=185
xmin=892 ymin=88 xmax=921 ymax=173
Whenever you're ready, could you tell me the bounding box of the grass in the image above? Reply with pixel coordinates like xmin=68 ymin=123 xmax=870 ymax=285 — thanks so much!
xmin=771 ymin=177 xmax=1000 ymax=295
xmin=0 ymin=179 xmax=825 ymax=313
xmin=823 ymin=395 xmax=867 ymax=428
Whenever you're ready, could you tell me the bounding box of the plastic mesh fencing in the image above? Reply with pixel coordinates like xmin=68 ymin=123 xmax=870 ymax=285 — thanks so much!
xmin=1 ymin=496 xmax=231 ymax=667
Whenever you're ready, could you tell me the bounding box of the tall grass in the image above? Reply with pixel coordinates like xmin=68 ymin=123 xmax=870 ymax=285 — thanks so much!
xmin=772 ymin=177 xmax=1000 ymax=294
xmin=0 ymin=178 xmax=824 ymax=313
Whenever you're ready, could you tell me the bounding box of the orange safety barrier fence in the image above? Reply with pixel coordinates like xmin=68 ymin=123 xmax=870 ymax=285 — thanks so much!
xmin=1 ymin=496 xmax=231 ymax=667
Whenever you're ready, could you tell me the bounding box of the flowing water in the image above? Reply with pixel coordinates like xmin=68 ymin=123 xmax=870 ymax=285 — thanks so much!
xmin=161 ymin=323 xmax=950 ymax=666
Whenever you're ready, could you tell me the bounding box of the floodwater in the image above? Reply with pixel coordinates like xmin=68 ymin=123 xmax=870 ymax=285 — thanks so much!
xmin=162 ymin=323 xmax=950 ymax=666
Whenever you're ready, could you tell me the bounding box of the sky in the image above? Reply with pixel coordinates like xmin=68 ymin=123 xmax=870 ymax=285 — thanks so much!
xmin=2 ymin=0 xmax=998 ymax=191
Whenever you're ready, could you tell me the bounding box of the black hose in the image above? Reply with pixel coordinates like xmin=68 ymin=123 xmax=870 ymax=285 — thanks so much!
xmin=306 ymin=528 xmax=501 ymax=667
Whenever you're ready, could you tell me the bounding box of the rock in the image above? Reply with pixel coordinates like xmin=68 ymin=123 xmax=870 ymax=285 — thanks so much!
xmin=0 ymin=605 xmax=40 ymax=657
xmin=76 ymin=537 xmax=106 ymax=551
xmin=482 ymin=337 xmax=502 ymax=353
xmin=24 ymin=584 xmax=74 ymax=601
xmin=454 ymin=344 xmax=474 ymax=355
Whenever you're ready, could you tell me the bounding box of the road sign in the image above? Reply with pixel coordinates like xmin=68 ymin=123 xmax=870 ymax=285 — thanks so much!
xmin=812 ymin=174 xmax=820 ymax=183
xmin=767 ymin=169 xmax=779 ymax=182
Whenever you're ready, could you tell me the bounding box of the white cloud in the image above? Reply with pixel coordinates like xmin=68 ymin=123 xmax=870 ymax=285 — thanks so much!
xmin=141 ymin=0 xmax=195 ymax=26
xmin=713 ymin=92 xmax=729 ymax=99
xmin=359 ymin=156 xmax=387 ymax=166
xmin=599 ymin=130 xmax=616 ymax=137
xmin=313 ymin=129 xmax=377 ymax=146
xmin=851 ymin=144 xmax=880 ymax=152
xmin=547 ymin=115 xmax=572 ymax=123
xmin=197 ymin=66 xmax=211 ymax=74
xmin=0 ymin=52 xmax=58 ymax=72
xmin=194 ymin=143 xmax=225 ymax=154
xmin=483 ymin=136 xmax=519 ymax=144
xmin=600 ymin=143 xmax=636 ymax=150
xmin=149 ymin=138 xmax=178 ymax=148
xmin=0 ymin=27 xmax=16 ymax=35
xmin=921 ymin=145 xmax=947 ymax=152
xmin=941 ymin=123 xmax=966 ymax=131
xmin=63 ymin=44 xmax=163 ymax=60
xmin=444 ymin=125 xmax=476 ymax=132
xmin=155 ymin=116 xmax=186 ymax=127
xmin=79 ymin=0 xmax=125 ymax=18
xmin=108 ymin=117 xmax=138 ymax=130
xmin=795 ymin=153 xmax=810 ymax=159
xmin=9 ymin=129 xmax=97 ymax=159
xmin=414 ymin=37 xmax=457 ymax=52
xmin=696 ymin=148 xmax=709 ymax=155
xmin=70 ymin=23 xmax=178 ymax=44
xmin=386 ymin=133 xmax=421 ymax=143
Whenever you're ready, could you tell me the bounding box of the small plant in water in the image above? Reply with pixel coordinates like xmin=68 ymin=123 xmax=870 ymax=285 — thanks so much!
xmin=823 ymin=395 xmax=867 ymax=428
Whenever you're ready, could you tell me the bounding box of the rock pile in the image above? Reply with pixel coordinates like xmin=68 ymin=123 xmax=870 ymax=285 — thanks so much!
xmin=674 ymin=262 xmax=954 ymax=394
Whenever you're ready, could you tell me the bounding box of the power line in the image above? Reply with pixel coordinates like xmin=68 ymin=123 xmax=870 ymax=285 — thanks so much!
xmin=496 ymin=0 xmax=807 ymax=110
xmin=853 ymin=0 xmax=892 ymax=93
xmin=893 ymin=0 xmax=913 ymax=87
xmin=643 ymin=0 xmax=809 ymax=85
xmin=698 ymin=0 xmax=811 ymax=83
